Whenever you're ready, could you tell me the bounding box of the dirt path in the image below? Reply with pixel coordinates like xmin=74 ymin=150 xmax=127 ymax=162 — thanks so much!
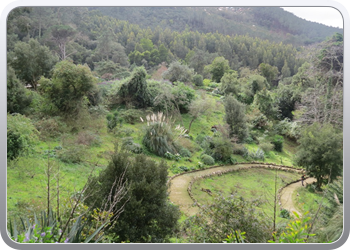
xmin=168 ymin=164 xmax=310 ymax=217
xmin=168 ymin=164 xmax=262 ymax=216
xmin=279 ymin=177 xmax=316 ymax=216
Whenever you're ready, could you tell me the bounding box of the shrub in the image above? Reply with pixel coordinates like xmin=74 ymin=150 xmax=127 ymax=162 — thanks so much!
xmin=147 ymin=80 xmax=175 ymax=112
xmin=232 ymin=143 xmax=247 ymax=156
xmin=28 ymin=91 xmax=59 ymax=116
xmin=8 ymin=210 xmax=107 ymax=243
xmin=203 ymin=79 xmax=211 ymax=86
xmin=164 ymin=151 xmax=174 ymax=160
xmin=210 ymin=137 xmax=232 ymax=162
xmin=116 ymin=128 xmax=134 ymax=137
xmin=162 ymin=61 xmax=194 ymax=83
xmin=7 ymin=66 xmax=33 ymax=114
xmin=230 ymin=155 xmax=238 ymax=164
xmin=248 ymin=108 xmax=270 ymax=129
xmin=197 ymin=162 xmax=204 ymax=169
xmin=182 ymin=195 xmax=270 ymax=243
xmin=179 ymin=148 xmax=192 ymax=158
xmin=195 ymin=134 xmax=207 ymax=145
xmin=7 ymin=131 xmax=23 ymax=161
xmin=209 ymin=82 xmax=219 ymax=88
xmin=34 ymin=117 xmax=67 ymax=139
xmin=171 ymin=82 xmax=196 ymax=113
xmin=192 ymin=74 xmax=203 ymax=86
xmin=274 ymin=118 xmax=301 ymax=141
xmin=143 ymin=122 xmax=175 ymax=156
xmin=179 ymin=166 xmax=189 ymax=172
xmin=244 ymin=136 xmax=254 ymax=144
xmin=280 ymin=209 xmax=291 ymax=219
xmin=177 ymin=137 xmax=197 ymax=153
xmin=201 ymin=154 xmax=215 ymax=165
xmin=259 ymin=142 xmax=274 ymax=153
xmin=174 ymin=153 xmax=181 ymax=161
xmin=212 ymin=88 xmax=223 ymax=95
xmin=75 ymin=131 xmax=101 ymax=147
xmin=242 ymin=147 xmax=249 ymax=159
xmin=106 ymin=110 xmax=122 ymax=132
xmin=121 ymin=137 xmax=143 ymax=154
xmin=7 ymin=113 xmax=39 ymax=160
xmin=119 ymin=109 xmax=144 ymax=124
xmin=249 ymin=148 xmax=265 ymax=161
xmin=57 ymin=144 xmax=87 ymax=163
xmin=269 ymin=212 xmax=315 ymax=243
xmin=272 ymin=135 xmax=284 ymax=152
xmin=118 ymin=66 xmax=151 ymax=108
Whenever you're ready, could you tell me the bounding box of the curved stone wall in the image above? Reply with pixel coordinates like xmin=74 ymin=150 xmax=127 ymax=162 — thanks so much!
xmin=182 ymin=162 xmax=305 ymax=211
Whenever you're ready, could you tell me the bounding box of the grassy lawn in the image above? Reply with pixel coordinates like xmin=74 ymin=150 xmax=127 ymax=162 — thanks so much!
xmin=191 ymin=168 xmax=300 ymax=221
xmin=292 ymin=186 xmax=326 ymax=215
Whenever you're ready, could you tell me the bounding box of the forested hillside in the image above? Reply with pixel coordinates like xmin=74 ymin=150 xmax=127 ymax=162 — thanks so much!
xmin=7 ymin=6 xmax=343 ymax=244
xmin=90 ymin=6 xmax=342 ymax=46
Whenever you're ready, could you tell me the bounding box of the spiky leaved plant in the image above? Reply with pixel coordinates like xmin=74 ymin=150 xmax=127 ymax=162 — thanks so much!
xmin=141 ymin=112 xmax=186 ymax=157
xmin=249 ymin=148 xmax=265 ymax=161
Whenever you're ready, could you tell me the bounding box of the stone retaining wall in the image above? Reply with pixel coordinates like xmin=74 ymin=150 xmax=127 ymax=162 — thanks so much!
xmin=166 ymin=161 xmax=303 ymax=187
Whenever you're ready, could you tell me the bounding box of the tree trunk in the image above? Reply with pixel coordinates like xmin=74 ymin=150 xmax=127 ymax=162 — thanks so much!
xmin=188 ymin=117 xmax=196 ymax=134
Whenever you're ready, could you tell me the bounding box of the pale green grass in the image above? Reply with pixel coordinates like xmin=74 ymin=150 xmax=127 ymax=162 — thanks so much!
xmin=191 ymin=168 xmax=300 ymax=222
xmin=292 ymin=186 xmax=326 ymax=215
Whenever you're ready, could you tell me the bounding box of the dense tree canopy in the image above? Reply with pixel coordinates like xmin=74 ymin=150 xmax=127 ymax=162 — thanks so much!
xmin=38 ymin=60 xmax=97 ymax=114
xmin=162 ymin=61 xmax=194 ymax=83
xmin=8 ymin=38 xmax=58 ymax=88
xmin=208 ymin=56 xmax=230 ymax=83
xmin=295 ymin=123 xmax=343 ymax=190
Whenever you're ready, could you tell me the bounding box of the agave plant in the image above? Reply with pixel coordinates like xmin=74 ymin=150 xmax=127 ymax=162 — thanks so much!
xmin=7 ymin=210 xmax=108 ymax=243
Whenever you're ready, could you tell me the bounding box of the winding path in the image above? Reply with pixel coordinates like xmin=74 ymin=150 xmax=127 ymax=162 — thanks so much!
xmin=279 ymin=177 xmax=316 ymax=216
xmin=168 ymin=163 xmax=312 ymax=217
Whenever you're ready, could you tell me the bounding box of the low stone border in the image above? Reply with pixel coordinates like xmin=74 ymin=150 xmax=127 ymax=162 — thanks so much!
xmin=166 ymin=161 xmax=304 ymax=187
xmin=184 ymin=163 xmax=305 ymax=211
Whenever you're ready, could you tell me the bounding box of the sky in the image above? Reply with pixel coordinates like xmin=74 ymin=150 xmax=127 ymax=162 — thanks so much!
xmin=281 ymin=7 xmax=343 ymax=29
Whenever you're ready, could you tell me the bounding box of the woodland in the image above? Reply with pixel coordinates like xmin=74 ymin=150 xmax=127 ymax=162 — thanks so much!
xmin=6 ymin=7 xmax=343 ymax=244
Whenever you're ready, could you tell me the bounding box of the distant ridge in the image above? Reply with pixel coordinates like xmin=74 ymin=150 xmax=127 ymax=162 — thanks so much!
xmin=89 ymin=6 xmax=342 ymax=46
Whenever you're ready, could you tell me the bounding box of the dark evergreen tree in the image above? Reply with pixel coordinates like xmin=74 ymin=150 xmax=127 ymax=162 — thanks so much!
xmin=275 ymin=83 xmax=301 ymax=120
xmin=85 ymin=147 xmax=180 ymax=242
xmin=224 ymin=95 xmax=248 ymax=141
xmin=118 ymin=67 xmax=150 ymax=108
